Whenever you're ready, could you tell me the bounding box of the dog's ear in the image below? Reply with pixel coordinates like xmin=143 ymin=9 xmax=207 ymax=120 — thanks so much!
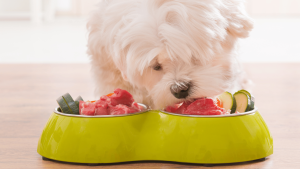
xmin=225 ymin=0 xmax=254 ymax=38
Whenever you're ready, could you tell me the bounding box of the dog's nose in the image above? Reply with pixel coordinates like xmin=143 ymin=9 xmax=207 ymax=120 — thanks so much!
xmin=170 ymin=82 xmax=190 ymax=99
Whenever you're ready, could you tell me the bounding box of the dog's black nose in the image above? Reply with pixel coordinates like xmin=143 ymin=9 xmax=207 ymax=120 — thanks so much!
xmin=170 ymin=82 xmax=190 ymax=99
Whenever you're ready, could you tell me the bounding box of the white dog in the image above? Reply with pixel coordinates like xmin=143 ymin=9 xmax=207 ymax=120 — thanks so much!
xmin=87 ymin=0 xmax=253 ymax=109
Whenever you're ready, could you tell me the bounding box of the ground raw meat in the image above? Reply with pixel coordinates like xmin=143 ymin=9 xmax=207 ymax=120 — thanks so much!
xmin=165 ymin=98 xmax=228 ymax=115
xmin=79 ymin=88 xmax=142 ymax=116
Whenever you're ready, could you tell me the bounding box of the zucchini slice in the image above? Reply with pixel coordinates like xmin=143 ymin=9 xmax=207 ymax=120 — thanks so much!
xmin=62 ymin=93 xmax=79 ymax=114
xmin=56 ymin=93 xmax=79 ymax=114
xmin=56 ymin=96 xmax=71 ymax=114
xmin=75 ymin=96 xmax=84 ymax=107
xmin=218 ymin=92 xmax=237 ymax=114
xmin=238 ymin=89 xmax=251 ymax=97
xmin=238 ymin=89 xmax=255 ymax=111
xmin=233 ymin=92 xmax=251 ymax=113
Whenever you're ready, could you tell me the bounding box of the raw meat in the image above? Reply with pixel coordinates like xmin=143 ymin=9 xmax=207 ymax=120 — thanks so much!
xmin=165 ymin=98 xmax=227 ymax=115
xmin=79 ymin=88 xmax=142 ymax=115
xmin=110 ymin=104 xmax=140 ymax=115
xmin=79 ymin=101 xmax=96 ymax=116
xmin=110 ymin=88 xmax=134 ymax=106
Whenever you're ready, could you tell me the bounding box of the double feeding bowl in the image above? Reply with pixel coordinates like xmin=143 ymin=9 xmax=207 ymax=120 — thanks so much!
xmin=37 ymin=104 xmax=273 ymax=164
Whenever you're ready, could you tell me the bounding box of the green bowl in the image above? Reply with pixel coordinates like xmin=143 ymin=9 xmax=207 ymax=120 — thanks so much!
xmin=37 ymin=105 xmax=273 ymax=164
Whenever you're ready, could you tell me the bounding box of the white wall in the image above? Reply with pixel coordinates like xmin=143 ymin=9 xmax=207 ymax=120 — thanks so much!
xmin=0 ymin=0 xmax=98 ymax=17
xmin=1 ymin=0 xmax=300 ymax=18
xmin=247 ymin=0 xmax=300 ymax=17
xmin=0 ymin=0 xmax=70 ymax=12
xmin=0 ymin=0 xmax=30 ymax=12
xmin=57 ymin=0 xmax=72 ymax=11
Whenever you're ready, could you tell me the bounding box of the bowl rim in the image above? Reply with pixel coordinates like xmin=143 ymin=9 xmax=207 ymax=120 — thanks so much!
xmin=54 ymin=104 xmax=258 ymax=118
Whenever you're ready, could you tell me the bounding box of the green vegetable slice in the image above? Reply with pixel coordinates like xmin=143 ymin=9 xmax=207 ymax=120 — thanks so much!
xmin=62 ymin=93 xmax=79 ymax=114
xmin=218 ymin=92 xmax=237 ymax=114
xmin=238 ymin=89 xmax=251 ymax=97
xmin=75 ymin=96 xmax=84 ymax=107
xmin=56 ymin=96 xmax=72 ymax=114
xmin=233 ymin=92 xmax=251 ymax=113
xmin=238 ymin=89 xmax=255 ymax=111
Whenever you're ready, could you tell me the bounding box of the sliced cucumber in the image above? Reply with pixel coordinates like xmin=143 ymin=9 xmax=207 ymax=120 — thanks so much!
xmin=218 ymin=92 xmax=236 ymax=114
xmin=233 ymin=92 xmax=251 ymax=113
xmin=56 ymin=93 xmax=79 ymax=114
xmin=75 ymin=96 xmax=84 ymax=107
xmin=238 ymin=89 xmax=255 ymax=111
xmin=56 ymin=96 xmax=72 ymax=114
xmin=238 ymin=89 xmax=251 ymax=97
xmin=62 ymin=93 xmax=79 ymax=114
xmin=248 ymin=100 xmax=255 ymax=111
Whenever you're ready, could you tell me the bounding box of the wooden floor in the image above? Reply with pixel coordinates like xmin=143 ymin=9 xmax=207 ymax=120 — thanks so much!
xmin=0 ymin=63 xmax=299 ymax=169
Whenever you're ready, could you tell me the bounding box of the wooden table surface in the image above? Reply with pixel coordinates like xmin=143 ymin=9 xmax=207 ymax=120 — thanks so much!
xmin=0 ymin=63 xmax=299 ymax=169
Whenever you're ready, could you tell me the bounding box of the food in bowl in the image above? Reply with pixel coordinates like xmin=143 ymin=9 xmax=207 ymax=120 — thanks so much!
xmin=56 ymin=88 xmax=143 ymax=116
xmin=56 ymin=89 xmax=255 ymax=116
xmin=165 ymin=89 xmax=255 ymax=115
xmin=165 ymin=98 xmax=228 ymax=115
xmin=79 ymin=88 xmax=142 ymax=115
xmin=56 ymin=93 xmax=83 ymax=114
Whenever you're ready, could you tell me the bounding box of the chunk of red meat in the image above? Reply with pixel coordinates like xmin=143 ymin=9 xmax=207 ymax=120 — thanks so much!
xmin=165 ymin=104 xmax=180 ymax=113
xmin=185 ymin=98 xmax=215 ymax=112
xmin=132 ymin=102 xmax=142 ymax=111
xmin=110 ymin=104 xmax=140 ymax=115
xmin=79 ymin=101 xmax=96 ymax=116
xmin=165 ymin=98 xmax=227 ymax=115
xmin=176 ymin=102 xmax=191 ymax=114
xmin=183 ymin=98 xmax=226 ymax=115
xmin=79 ymin=89 xmax=142 ymax=116
xmin=110 ymin=88 xmax=134 ymax=106
xmin=94 ymin=98 xmax=109 ymax=115
xmin=165 ymin=102 xmax=191 ymax=114
xmin=99 ymin=95 xmax=111 ymax=103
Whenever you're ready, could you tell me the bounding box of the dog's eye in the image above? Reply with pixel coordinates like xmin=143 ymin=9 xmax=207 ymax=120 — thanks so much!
xmin=153 ymin=64 xmax=162 ymax=71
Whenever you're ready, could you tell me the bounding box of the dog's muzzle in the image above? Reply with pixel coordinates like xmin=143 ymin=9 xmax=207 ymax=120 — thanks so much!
xmin=170 ymin=81 xmax=190 ymax=99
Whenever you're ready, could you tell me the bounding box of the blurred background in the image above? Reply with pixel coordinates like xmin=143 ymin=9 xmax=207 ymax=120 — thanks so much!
xmin=0 ymin=0 xmax=299 ymax=63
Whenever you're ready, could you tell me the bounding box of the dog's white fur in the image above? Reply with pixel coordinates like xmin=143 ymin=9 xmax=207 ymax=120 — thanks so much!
xmin=87 ymin=0 xmax=253 ymax=109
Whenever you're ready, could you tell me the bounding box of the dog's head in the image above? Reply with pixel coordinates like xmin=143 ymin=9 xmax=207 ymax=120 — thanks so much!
xmin=88 ymin=0 xmax=253 ymax=109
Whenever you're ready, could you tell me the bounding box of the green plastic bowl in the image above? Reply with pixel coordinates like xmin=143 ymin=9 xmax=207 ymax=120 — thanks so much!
xmin=37 ymin=105 xmax=273 ymax=164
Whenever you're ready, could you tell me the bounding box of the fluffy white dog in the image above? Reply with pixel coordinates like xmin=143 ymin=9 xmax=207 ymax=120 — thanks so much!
xmin=87 ymin=0 xmax=253 ymax=109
